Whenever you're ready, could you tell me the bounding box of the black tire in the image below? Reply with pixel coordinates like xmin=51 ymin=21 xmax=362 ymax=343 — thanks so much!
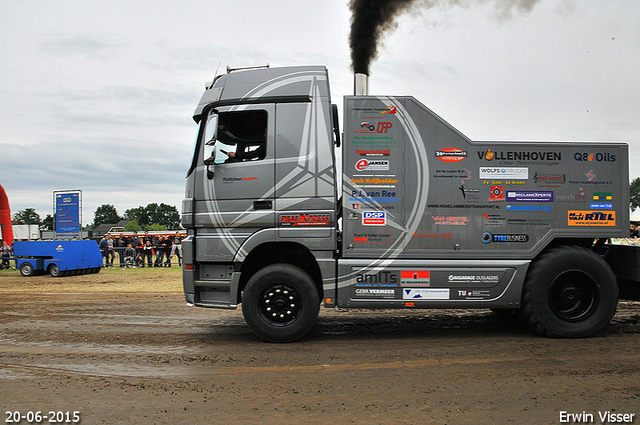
xmin=242 ymin=264 xmax=320 ymax=342
xmin=48 ymin=264 xmax=61 ymax=277
xmin=19 ymin=262 xmax=34 ymax=277
xmin=522 ymin=245 xmax=618 ymax=338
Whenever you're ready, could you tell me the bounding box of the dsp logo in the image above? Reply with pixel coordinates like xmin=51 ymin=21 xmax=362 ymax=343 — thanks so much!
xmin=362 ymin=211 xmax=386 ymax=226
xmin=279 ymin=214 xmax=330 ymax=226
xmin=435 ymin=148 xmax=467 ymax=163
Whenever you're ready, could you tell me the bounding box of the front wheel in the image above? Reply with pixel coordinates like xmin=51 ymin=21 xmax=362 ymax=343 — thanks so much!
xmin=522 ymin=245 xmax=618 ymax=338
xmin=19 ymin=262 xmax=34 ymax=277
xmin=242 ymin=264 xmax=320 ymax=342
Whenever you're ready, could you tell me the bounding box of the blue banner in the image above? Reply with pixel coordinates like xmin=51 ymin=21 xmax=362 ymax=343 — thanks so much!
xmin=55 ymin=192 xmax=80 ymax=237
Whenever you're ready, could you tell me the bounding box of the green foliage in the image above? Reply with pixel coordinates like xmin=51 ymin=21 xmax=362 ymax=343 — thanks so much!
xmin=125 ymin=203 xmax=180 ymax=229
xmin=146 ymin=223 xmax=167 ymax=231
xmin=631 ymin=177 xmax=640 ymax=211
xmin=12 ymin=208 xmax=41 ymax=225
xmin=125 ymin=220 xmax=141 ymax=232
xmin=41 ymin=214 xmax=55 ymax=231
xmin=93 ymin=204 xmax=122 ymax=227
xmin=125 ymin=206 xmax=147 ymax=226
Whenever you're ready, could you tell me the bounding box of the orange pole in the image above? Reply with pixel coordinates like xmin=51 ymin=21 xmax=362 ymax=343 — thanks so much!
xmin=0 ymin=184 xmax=14 ymax=244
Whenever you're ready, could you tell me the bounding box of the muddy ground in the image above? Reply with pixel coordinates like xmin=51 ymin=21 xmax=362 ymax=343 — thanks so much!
xmin=1 ymin=268 xmax=639 ymax=425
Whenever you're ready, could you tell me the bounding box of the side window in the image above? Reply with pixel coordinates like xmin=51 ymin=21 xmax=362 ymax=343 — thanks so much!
xmin=209 ymin=110 xmax=268 ymax=164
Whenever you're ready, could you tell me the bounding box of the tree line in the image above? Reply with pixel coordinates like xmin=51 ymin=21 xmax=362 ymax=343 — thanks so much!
xmin=11 ymin=203 xmax=181 ymax=231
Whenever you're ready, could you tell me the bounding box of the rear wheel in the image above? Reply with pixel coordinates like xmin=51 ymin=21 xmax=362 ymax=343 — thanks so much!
xmin=48 ymin=264 xmax=60 ymax=277
xmin=242 ymin=264 xmax=320 ymax=342
xmin=19 ymin=262 xmax=34 ymax=277
xmin=522 ymin=245 xmax=618 ymax=338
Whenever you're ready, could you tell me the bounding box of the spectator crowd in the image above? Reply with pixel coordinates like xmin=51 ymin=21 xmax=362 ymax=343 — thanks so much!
xmin=98 ymin=231 xmax=183 ymax=268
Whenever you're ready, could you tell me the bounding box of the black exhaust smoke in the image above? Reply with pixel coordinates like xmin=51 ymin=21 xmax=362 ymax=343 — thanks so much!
xmin=349 ymin=0 xmax=543 ymax=76
xmin=349 ymin=0 xmax=415 ymax=76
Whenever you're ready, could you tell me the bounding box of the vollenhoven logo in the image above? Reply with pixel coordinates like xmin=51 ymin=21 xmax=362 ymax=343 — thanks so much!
xmin=478 ymin=149 xmax=561 ymax=161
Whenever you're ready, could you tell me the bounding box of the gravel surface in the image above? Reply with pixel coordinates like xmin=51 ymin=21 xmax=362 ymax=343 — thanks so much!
xmin=1 ymin=268 xmax=639 ymax=424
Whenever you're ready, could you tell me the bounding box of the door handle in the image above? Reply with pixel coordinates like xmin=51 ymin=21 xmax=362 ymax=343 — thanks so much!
xmin=253 ymin=200 xmax=272 ymax=210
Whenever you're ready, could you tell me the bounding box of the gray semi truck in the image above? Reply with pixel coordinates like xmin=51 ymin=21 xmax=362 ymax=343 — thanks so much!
xmin=182 ymin=65 xmax=635 ymax=342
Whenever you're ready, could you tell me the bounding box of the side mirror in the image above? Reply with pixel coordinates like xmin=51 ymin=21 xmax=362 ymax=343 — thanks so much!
xmin=331 ymin=104 xmax=341 ymax=147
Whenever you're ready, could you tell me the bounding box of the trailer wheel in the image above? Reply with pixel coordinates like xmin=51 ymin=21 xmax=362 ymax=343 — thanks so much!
xmin=522 ymin=245 xmax=618 ymax=338
xmin=48 ymin=264 xmax=61 ymax=277
xmin=242 ymin=264 xmax=320 ymax=342
xmin=19 ymin=262 xmax=34 ymax=277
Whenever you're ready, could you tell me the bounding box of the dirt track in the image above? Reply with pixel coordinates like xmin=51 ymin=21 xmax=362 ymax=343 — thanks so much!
xmin=1 ymin=268 xmax=639 ymax=425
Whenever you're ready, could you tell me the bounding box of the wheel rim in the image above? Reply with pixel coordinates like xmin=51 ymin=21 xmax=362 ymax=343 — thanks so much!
xmin=21 ymin=264 xmax=33 ymax=275
xmin=548 ymin=270 xmax=599 ymax=322
xmin=258 ymin=283 xmax=302 ymax=326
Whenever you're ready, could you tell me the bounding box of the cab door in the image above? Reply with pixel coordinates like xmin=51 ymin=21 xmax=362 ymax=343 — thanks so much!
xmin=193 ymin=104 xmax=275 ymax=262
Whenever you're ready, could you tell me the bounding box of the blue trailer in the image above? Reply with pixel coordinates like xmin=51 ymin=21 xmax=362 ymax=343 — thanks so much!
xmin=12 ymin=240 xmax=103 ymax=277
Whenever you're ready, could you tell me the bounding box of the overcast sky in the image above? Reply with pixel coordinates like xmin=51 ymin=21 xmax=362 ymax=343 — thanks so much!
xmin=1 ymin=0 xmax=639 ymax=225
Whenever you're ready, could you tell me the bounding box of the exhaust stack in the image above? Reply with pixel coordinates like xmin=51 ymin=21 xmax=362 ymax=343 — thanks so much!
xmin=354 ymin=73 xmax=369 ymax=95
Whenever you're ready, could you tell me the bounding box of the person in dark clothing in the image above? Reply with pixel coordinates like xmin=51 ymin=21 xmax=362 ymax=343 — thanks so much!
xmin=162 ymin=236 xmax=172 ymax=267
xmin=143 ymin=240 xmax=154 ymax=268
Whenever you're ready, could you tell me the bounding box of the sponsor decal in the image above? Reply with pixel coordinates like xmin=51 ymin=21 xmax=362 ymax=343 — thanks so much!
xmin=353 ymin=231 xmax=393 ymax=243
xmin=478 ymin=149 xmax=561 ymax=162
xmin=279 ymin=214 xmax=330 ymax=226
xmin=568 ymin=211 xmax=616 ymax=226
xmin=356 ymin=148 xmax=390 ymax=157
xmin=435 ymin=148 xmax=467 ymax=163
xmin=412 ymin=232 xmax=454 ymax=239
xmin=351 ymin=177 xmax=399 ymax=187
xmin=355 ymin=159 xmax=390 ymax=171
xmin=459 ymin=186 xmax=480 ymax=201
xmin=362 ymin=211 xmax=386 ymax=226
xmin=428 ymin=204 xmax=501 ymax=210
xmin=489 ymin=186 xmax=504 ymax=201
xmin=556 ymin=188 xmax=588 ymax=202
xmin=354 ymin=288 xmax=395 ymax=298
xmin=356 ymin=271 xmax=397 ymax=284
xmin=381 ymin=105 xmax=397 ymax=114
xmin=432 ymin=216 xmax=469 ymax=225
xmin=351 ymin=190 xmax=397 ymax=199
xmin=483 ymin=213 xmax=506 ymax=225
xmin=591 ymin=203 xmax=613 ymax=209
xmin=479 ymin=167 xmax=529 ymax=180
xmin=507 ymin=205 xmax=551 ymax=213
xmin=593 ymin=192 xmax=612 ymax=201
xmin=448 ymin=274 xmax=500 ymax=284
xmin=506 ymin=191 xmax=554 ymax=202
xmin=455 ymin=290 xmax=492 ymax=299
xmin=568 ymin=172 xmax=612 ymax=185
xmin=401 ymin=271 xmax=431 ymax=285
xmin=574 ymin=152 xmax=616 ymax=162
xmin=356 ymin=122 xmax=393 ymax=133
xmin=351 ymin=135 xmax=396 ymax=147
xmin=482 ymin=232 xmax=529 ymax=243
xmin=56 ymin=245 xmax=64 ymax=252
xmin=534 ymin=173 xmax=565 ymax=185
xmin=403 ymin=288 xmax=450 ymax=300
xmin=507 ymin=218 xmax=550 ymax=226
xmin=222 ymin=176 xmax=258 ymax=182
